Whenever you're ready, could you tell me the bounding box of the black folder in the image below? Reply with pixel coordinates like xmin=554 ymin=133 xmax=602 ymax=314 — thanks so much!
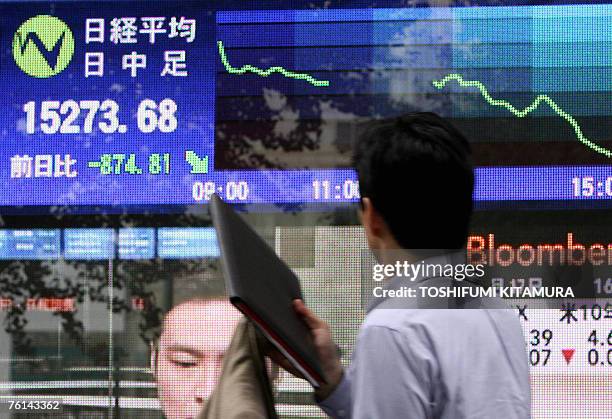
xmin=209 ymin=194 xmax=326 ymax=387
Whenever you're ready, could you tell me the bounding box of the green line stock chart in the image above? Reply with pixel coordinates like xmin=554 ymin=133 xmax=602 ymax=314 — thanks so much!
xmin=215 ymin=5 xmax=612 ymax=170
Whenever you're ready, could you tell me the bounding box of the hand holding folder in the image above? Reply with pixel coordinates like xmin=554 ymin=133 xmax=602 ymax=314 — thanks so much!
xmin=210 ymin=194 xmax=328 ymax=388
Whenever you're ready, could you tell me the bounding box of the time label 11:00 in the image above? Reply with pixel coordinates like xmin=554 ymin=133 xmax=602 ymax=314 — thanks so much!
xmin=313 ymin=180 xmax=360 ymax=200
xmin=22 ymin=99 xmax=178 ymax=135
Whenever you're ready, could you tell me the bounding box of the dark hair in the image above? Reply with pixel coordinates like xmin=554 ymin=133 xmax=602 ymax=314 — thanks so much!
xmin=352 ymin=112 xmax=474 ymax=249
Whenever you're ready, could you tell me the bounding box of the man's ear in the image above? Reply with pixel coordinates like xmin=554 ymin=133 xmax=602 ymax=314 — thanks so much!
xmin=360 ymin=197 xmax=383 ymax=239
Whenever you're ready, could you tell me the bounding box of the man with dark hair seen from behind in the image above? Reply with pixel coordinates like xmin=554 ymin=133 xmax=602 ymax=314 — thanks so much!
xmin=281 ymin=112 xmax=530 ymax=418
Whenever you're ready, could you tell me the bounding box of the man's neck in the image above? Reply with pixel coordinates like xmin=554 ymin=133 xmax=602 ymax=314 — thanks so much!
xmin=377 ymin=248 xmax=418 ymax=266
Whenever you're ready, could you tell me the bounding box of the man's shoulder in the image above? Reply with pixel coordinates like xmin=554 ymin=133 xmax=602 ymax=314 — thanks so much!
xmin=361 ymin=276 xmax=524 ymax=354
xmin=360 ymin=306 xmax=456 ymax=339
xmin=361 ymin=303 xmax=522 ymax=346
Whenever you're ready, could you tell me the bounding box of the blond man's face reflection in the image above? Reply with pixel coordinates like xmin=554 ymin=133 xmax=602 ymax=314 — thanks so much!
xmin=152 ymin=299 xmax=242 ymax=419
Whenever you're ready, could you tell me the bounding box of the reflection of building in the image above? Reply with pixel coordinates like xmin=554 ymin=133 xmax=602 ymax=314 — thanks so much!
xmin=0 ymin=254 xmax=219 ymax=418
xmin=276 ymin=226 xmax=367 ymax=357
xmin=2 ymin=224 xmax=608 ymax=418
xmin=273 ymin=226 xmax=368 ymax=418
xmin=0 ymin=225 xmax=369 ymax=418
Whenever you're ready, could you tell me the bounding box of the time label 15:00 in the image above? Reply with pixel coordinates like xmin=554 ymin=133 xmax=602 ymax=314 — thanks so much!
xmin=22 ymin=99 xmax=178 ymax=135
xmin=572 ymin=177 xmax=612 ymax=198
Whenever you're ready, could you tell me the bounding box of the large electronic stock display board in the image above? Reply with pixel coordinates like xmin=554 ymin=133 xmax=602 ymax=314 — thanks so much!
xmin=1 ymin=1 xmax=611 ymax=212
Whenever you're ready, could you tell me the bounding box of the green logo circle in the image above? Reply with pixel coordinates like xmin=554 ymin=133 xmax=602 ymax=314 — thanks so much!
xmin=13 ymin=15 xmax=74 ymax=78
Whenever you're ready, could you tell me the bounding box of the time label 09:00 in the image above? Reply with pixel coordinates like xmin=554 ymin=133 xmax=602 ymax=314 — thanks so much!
xmin=22 ymin=99 xmax=178 ymax=135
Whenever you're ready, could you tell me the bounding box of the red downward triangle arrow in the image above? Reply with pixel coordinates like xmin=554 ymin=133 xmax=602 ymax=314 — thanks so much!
xmin=562 ymin=349 xmax=575 ymax=364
